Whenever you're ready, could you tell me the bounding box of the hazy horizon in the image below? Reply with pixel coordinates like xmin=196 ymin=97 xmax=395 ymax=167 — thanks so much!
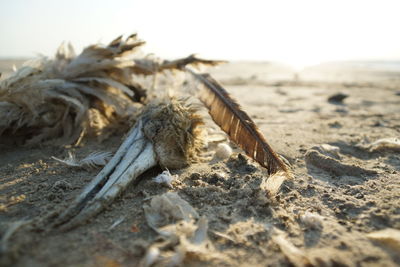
xmin=1 ymin=0 xmax=400 ymax=69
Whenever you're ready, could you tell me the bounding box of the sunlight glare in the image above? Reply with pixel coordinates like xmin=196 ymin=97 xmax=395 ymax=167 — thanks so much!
xmin=1 ymin=0 xmax=399 ymax=67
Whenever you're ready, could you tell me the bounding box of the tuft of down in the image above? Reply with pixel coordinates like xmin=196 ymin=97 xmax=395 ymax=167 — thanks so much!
xmin=153 ymin=169 xmax=177 ymax=188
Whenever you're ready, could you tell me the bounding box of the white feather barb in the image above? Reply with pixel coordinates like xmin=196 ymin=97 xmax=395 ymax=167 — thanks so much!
xmin=52 ymin=151 xmax=112 ymax=168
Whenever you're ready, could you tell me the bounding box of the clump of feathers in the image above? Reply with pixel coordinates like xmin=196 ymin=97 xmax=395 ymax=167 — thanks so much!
xmin=0 ymin=33 xmax=284 ymax=175
xmin=0 ymin=34 xmax=223 ymax=146
xmin=0 ymin=34 xmax=147 ymax=145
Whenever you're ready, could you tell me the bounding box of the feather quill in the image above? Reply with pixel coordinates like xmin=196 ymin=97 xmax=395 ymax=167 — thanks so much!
xmin=188 ymin=69 xmax=288 ymax=174
xmin=132 ymin=54 xmax=226 ymax=75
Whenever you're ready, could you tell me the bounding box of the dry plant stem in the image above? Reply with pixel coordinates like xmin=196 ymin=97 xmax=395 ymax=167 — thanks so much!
xmin=54 ymin=120 xmax=158 ymax=230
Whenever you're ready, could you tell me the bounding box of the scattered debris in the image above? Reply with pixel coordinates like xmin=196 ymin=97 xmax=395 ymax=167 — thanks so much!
xmin=305 ymin=148 xmax=377 ymax=177
xmin=328 ymin=121 xmax=342 ymax=128
xmin=142 ymin=192 xmax=222 ymax=266
xmin=215 ymin=143 xmax=233 ymax=160
xmin=206 ymin=132 xmax=227 ymax=143
xmin=275 ymin=88 xmax=288 ymax=95
xmin=328 ymin=93 xmax=348 ymax=103
xmin=141 ymin=218 xmax=216 ymax=266
xmin=52 ymin=151 xmax=112 ymax=168
xmin=311 ymin=144 xmax=341 ymax=159
xmin=272 ymin=228 xmax=311 ymax=267
xmin=152 ymin=169 xmax=178 ymax=188
xmin=366 ymin=228 xmax=400 ymax=252
xmin=143 ymin=192 xmax=199 ymax=235
xmin=0 ymin=194 xmax=26 ymax=212
xmin=130 ymin=224 xmax=140 ymax=233
xmin=108 ymin=216 xmax=125 ymax=230
xmin=211 ymin=231 xmax=236 ymax=243
xmin=142 ymin=246 xmax=160 ymax=267
xmin=224 ymin=219 xmax=269 ymax=245
xmin=260 ymin=171 xmax=288 ymax=196
xmin=367 ymin=137 xmax=400 ymax=152
xmin=279 ymin=108 xmax=303 ymax=113
xmin=52 ymin=180 xmax=73 ymax=191
xmin=299 ymin=211 xmax=324 ymax=229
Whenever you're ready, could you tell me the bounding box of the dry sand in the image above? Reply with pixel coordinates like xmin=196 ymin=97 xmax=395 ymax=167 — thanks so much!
xmin=1 ymin=61 xmax=400 ymax=266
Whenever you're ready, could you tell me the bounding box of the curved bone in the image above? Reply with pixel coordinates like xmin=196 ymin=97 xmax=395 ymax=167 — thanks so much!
xmin=54 ymin=120 xmax=144 ymax=227
xmin=59 ymin=142 xmax=157 ymax=230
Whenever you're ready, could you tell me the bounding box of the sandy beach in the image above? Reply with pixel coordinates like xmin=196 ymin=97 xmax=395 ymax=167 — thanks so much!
xmin=1 ymin=60 xmax=400 ymax=266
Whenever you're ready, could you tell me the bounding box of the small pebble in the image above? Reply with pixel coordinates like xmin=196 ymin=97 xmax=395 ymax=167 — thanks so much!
xmin=215 ymin=143 xmax=232 ymax=159
xmin=300 ymin=211 xmax=324 ymax=229
xmin=328 ymin=93 xmax=348 ymax=103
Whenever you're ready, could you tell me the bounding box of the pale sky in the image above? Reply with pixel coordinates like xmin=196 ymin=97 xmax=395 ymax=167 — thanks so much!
xmin=1 ymin=0 xmax=400 ymax=68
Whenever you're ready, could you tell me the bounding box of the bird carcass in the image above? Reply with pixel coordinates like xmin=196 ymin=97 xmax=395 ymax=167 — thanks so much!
xmin=52 ymin=98 xmax=205 ymax=230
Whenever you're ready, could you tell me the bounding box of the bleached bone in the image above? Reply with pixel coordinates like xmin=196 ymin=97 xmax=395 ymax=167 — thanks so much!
xmin=52 ymin=98 xmax=204 ymax=230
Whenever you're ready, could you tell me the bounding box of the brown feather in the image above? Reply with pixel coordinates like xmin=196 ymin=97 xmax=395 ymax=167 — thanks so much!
xmin=159 ymin=54 xmax=226 ymax=71
xmin=188 ymin=69 xmax=288 ymax=175
xmin=132 ymin=54 xmax=226 ymax=75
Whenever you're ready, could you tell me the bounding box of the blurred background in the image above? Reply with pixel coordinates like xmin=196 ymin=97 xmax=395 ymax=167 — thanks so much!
xmin=0 ymin=0 xmax=400 ymax=68
xmin=1 ymin=0 xmax=400 ymax=71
